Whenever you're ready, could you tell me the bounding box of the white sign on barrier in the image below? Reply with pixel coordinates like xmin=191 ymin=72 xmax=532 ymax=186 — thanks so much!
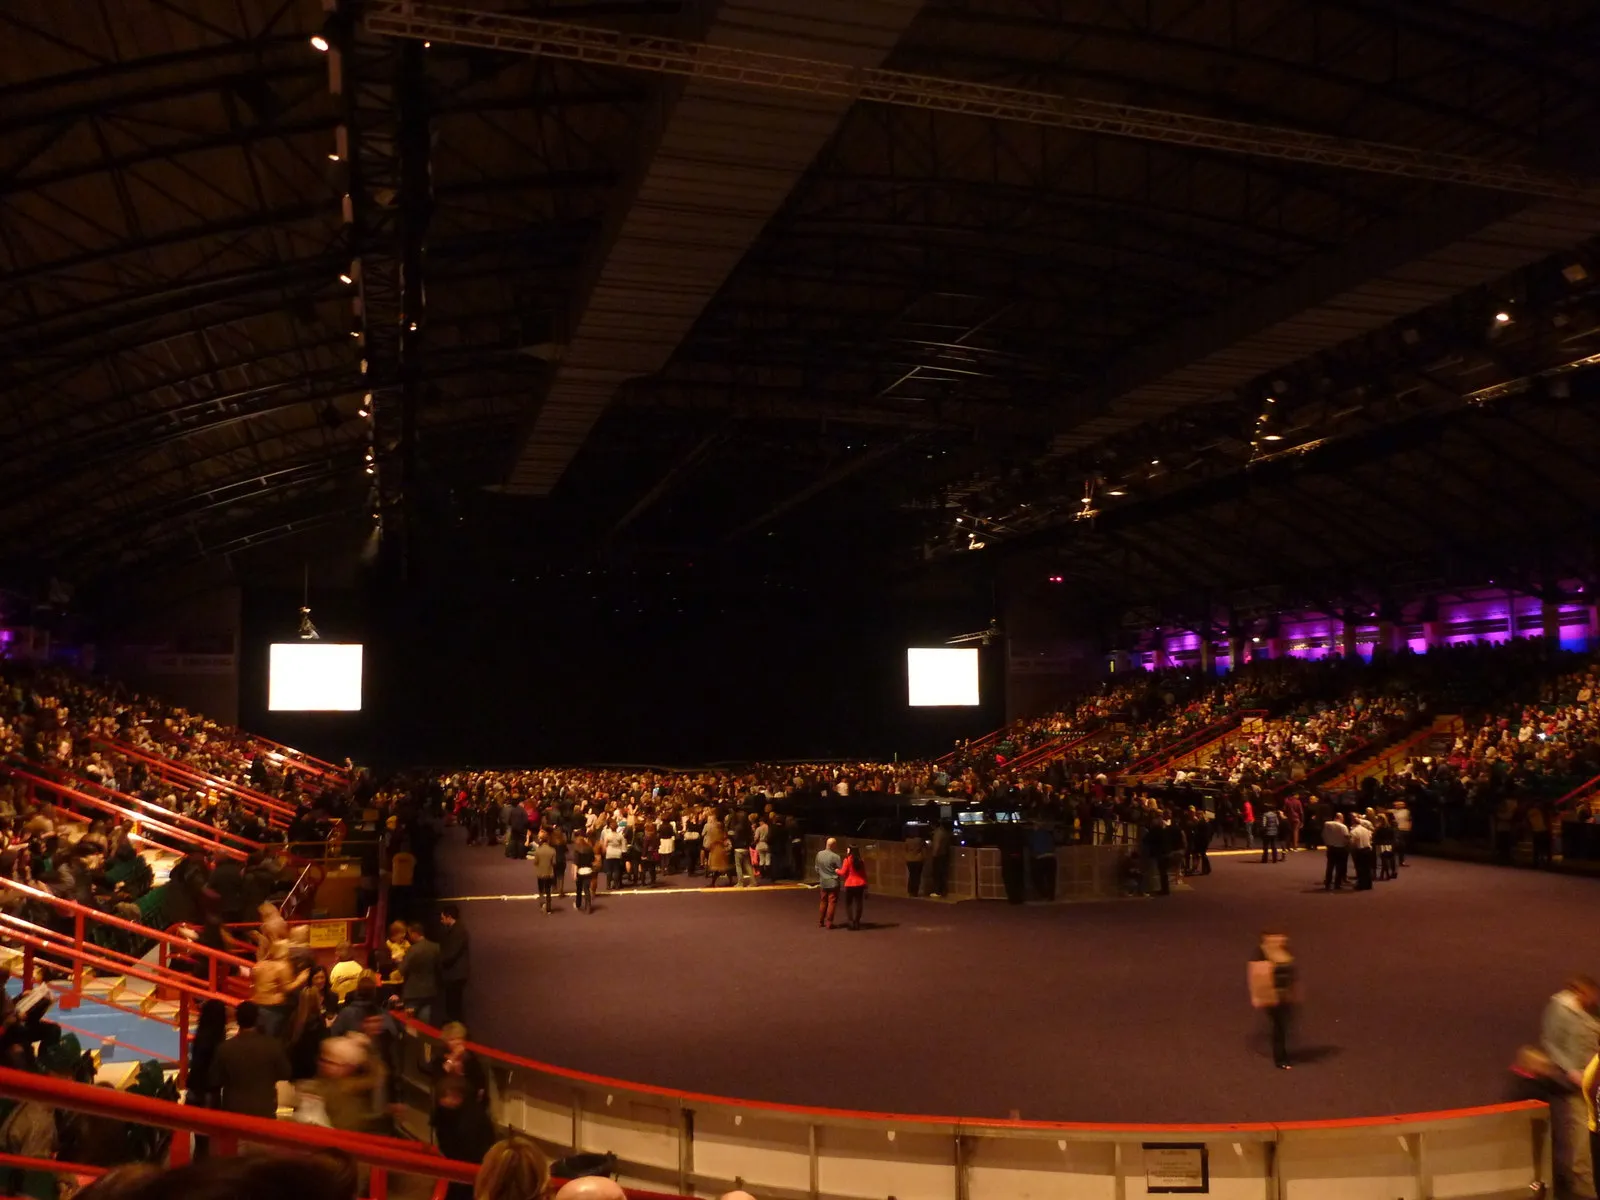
xmin=1143 ymin=1143 xmax=1208 ymax=1193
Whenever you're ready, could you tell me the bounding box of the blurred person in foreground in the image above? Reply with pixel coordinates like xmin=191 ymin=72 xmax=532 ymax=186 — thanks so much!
xmin=553 ymin=1178 xmax=626 ymax=1200
xmin=434 ymin=1076 xmax=497 ymax=1200
xmin=76 ymin=1153 xmax=355 ymax=1200
xmin=1541 ymin=975 xmax=1600 ymax=1200
xmin=475 ymin=1137 xmax=550 ymax=1200
xmin=1508 ymin=1046 xmax=1575 ymax=1197
xmin=1585 ymin=1046 xmax=1600 ymax=1200
xmin=296 ymin=1033 xmax=385 ymax=1134
xmin=1247 ymin=930 xmax=1297 ymax=1070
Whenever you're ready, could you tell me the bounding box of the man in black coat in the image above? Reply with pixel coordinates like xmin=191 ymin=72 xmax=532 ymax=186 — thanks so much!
xmin=437 ymin=904 xmax=470 ymax=1024
xmin=505 ymin=803 xmax=529 ymax=859
xmin=208 ymin=1001 xmax=291 ymax=1119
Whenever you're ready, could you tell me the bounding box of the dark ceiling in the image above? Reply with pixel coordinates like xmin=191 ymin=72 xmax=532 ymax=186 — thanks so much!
xmin=2 ymin=0 xmax=1599 ymax=618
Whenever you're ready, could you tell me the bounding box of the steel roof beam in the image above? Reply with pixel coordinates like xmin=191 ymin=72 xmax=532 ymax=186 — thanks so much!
xmin=0 ymin=59 xmax=325 ymax=138
xmin=366 ymin=2 xmax=1592 ymax=197
xmin=916 ymin=5 xmax=1574 ymax=143
xmin=0 ymin=117 xmax=339 ymax=200
xmin=0 ymin=201 xmax=336 ymax=290
xmin=0 ymin=257 xmax=343 ymax=358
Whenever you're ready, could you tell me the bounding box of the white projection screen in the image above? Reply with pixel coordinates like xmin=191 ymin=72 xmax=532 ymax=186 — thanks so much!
xmin=907 ymin=647 xmax=980 ymax=707
xmin=268 ymin=643 xmax=364 ymax=712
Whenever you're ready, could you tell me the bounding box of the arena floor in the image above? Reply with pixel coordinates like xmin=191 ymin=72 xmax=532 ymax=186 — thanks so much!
xmin=439 ymin=835 xmax=1587 ymax=1125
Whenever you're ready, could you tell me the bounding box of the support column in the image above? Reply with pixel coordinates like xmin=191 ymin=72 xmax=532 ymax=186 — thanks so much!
xmin=1151 ymin=630 xmax=1169 ymax=671
xmin=1377 ymin=619 xmax=1398 ymax=656
xmin=1229 ymin=634 xmax=1245 ymax=671
xmin=1341 ymin=617 xmax=1359 ymax=660
xmin=1198 ymin=635 xmax=1215 ymax=675
xmin=1542 ymin=596 xmax=1563 ymax=646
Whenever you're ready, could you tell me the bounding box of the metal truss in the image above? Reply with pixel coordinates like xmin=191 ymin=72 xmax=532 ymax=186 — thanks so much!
xmin=363 ymin=1 xmax=1590 ymax=198
xmin=332 ymin=10 xmax=438 ymax=579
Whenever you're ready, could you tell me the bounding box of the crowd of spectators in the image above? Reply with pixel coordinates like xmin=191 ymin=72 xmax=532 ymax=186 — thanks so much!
xmin=1325 ymin=660 xmax=1600 ymax=856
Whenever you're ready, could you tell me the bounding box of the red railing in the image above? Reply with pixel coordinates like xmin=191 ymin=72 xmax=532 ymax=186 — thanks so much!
xmin=0 ymin=912 xmax=239 ymax=1079
xmin=0 ymin=1064 xmax=476 ymax=1195
xmin=1122 ymin=710 xmax=1265 ymax=777
xmin=1006 ymin=725 xmax=1106 ymax=772
xmin=0 ymin=1065 xmax=697 ymax=1200
xmin=1321 ymin=718 xmax=1443 ymax=791
xmin=394 ymin=1011 xmax=1543 ymax=1137
xmin=1556 ymin=769 xmax=1600 ymax=810
xmin=1155 ymin=711 xmax=1273 ymax=775
xmin=92 ymin=737 xmax=295 ymax=826
xmin=936 ymin=725 xmax=1009 ymax=765
xmin=24 ymin=764 xmax=266 ymax=855
xmin=0 ymin=874 xmax=255 ymax=994
xmin=281 ymin=860 xmax=328 ymax=920
xmin=1280 ymin=713 xmax=1459 ymax=800
xmin=4 ymin=767 xmax=249 ymax=863
xmin=244 ymin=732 xmax=349 ymax=780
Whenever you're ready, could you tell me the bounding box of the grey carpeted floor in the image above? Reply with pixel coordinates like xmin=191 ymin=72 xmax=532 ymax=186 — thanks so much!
xmin=439 ymin=836 xmax=1589 ymax=1124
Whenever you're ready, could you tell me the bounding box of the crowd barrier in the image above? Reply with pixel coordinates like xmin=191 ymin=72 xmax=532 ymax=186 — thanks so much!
xmin=800 ymin=834 xmax=982 ymax=900
xmin=799 ymin=835 xmax=1130 ymax=902
xmin=399 ymin=1019 xmax=1549 ymax=1200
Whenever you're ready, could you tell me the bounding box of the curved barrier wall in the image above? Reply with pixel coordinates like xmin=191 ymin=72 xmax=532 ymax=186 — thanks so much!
xmin=401 ymin=1020 xmax=1551 ymax=1200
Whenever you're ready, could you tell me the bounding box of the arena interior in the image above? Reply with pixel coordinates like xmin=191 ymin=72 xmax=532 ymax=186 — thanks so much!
xmin=2 ymin=2 xmax=1600 ymax=1199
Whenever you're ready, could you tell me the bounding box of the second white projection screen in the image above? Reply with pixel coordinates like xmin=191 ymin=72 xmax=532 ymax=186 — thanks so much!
xmin=907 ymin=647 xmax=980 ymax=707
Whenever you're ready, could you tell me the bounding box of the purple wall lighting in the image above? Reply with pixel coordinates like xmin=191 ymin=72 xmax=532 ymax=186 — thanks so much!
xmin=1108 ymin=580 xmax=1598 ymax=679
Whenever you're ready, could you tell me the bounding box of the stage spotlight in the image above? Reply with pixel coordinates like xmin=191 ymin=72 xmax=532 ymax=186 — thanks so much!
xmin=310 ymin=34 xmax=330 ymax=51
xmin=1494 ymin=310 xmax=1511 ymax=324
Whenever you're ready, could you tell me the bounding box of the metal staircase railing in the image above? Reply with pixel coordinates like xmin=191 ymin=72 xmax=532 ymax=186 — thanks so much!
xmin=91 ymin=737 xmax=295 ymax=828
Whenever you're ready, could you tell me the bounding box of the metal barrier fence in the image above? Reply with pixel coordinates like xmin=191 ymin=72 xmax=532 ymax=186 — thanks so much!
xmin=399 ymin=1019 xmax=1550 ymax=1200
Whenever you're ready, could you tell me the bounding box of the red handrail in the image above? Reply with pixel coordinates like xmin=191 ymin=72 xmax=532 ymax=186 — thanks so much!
xmin=936 ymin=725 xmax=1009 ymax=765
xmin=1159 ymin=711 xmax=1273 ymax=775
xmin=245 ymin=733 xmax=348 ymax=779
xmin=1122 ymin=710 xmax=1264 ymax=777
xmin=1556 ymin=771 xmax=1600 ymax=809
xmin=394 ymin=1012 xmax=1545 ymax=1136
xmin=4 ymin=768 xmax=249 ymax=863
xmin=0 ymin=1065 xmax=478 ymax=1182
xmin=281 ymin=860 xmax=327 ymax=920
xmin=93 ymin=738 xmax=295 ymax=823
xmin=0 ymin=874 xmax=256 ymax=978
xmin=0 ymin=1067 xmax=697 ymax=1200
xmin=0 ymin=1149 xmax=106 ymax=1180
xmin=29 ymin=766 xmax=267 ymax=855
xmin=1322 ymin=717 xmax=1448 ymax=790
xmin=1007 ymin=726 xmax=1104 ymax=772
xmin=115 ymin=744 xmax=296 ymax=821
xmin=0 ymin=911 xmax=240 ymax=1009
